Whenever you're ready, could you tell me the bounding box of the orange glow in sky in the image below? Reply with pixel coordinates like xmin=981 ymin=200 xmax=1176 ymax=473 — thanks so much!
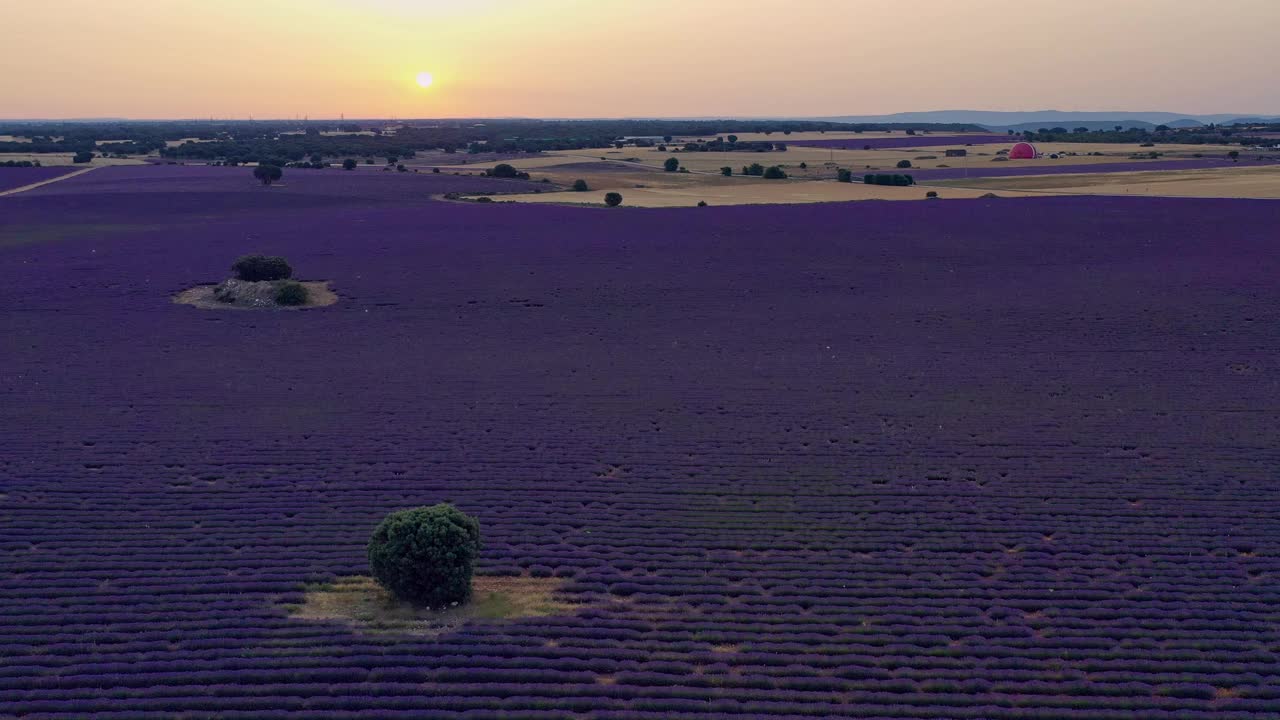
xmin=3 ymin=0 xmax=1279 ymax=119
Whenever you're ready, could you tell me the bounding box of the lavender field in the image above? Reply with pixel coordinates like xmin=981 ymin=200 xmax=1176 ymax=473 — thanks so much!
xmin=0 ymin=166 xmax=79 ymax=194
xmin=3 ymin=166 xmax=1279 ymax=718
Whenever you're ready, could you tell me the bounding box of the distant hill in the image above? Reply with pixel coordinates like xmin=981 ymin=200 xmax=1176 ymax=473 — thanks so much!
xmin=807 ymin=110 xmax=1280 ymax=130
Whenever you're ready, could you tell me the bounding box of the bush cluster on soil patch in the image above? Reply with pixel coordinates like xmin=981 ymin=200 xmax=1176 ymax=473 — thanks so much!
xmin=368 ymin=504 xmax=481 ymax=608
xmin=232 ymin=255 xmax=292 ymax=282
xmin=275 ymin=281 xmax=309 ymax=306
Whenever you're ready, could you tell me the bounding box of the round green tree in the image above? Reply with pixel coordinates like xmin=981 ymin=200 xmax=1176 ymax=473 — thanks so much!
xmin=604 ymin=192 xmax=623 ymax=207
xmin=368 ymin=504 xmax=481 ymax=607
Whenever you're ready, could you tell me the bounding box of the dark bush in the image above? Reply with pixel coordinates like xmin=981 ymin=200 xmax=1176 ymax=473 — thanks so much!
xmin=274 ymin=281 xmax=309 ymax=306
xmin=926 ymin=191 xmax=939 ymax=199
xmin=368 ymin=504 xmax=481 ymax=607
xmin=489 ymin=163 xmax=529 ymax=179
xmin=896 ymin=159 xmax=912 ymax=169
xmin=232 ymin=255 xmax=292 ymax=282
xmin=604 ymin=192 xmax=623 ymax=207
xmin=763 ymin=165 xmax=787 ymax=179
xmin=253 ymin=164 xmax=283 ymax=185
xmin=572 ymin=179 xmax=589 ymax=191
xmin=697 ymin=200 xmax=708 ymax=207
xmin=663 ymin=157 xmax=679 ymax=172
xmin=720 ymin=166 xmax=732 ymax=176
xmin=73 ymin=151 xmax=94 ymax=164
xmin=837 ymin=169 xmax=853 ymax=183
xmin=342 ymin=158 xmax=357 ymax=170
xmin=475 ymin=196 xmax=493 ymax=203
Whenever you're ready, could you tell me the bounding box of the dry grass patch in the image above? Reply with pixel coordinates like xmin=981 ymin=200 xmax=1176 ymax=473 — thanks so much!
xmin=174 ymin=280 xmax=337 ymax=310
xmin=289 ymin=575 xmax=579 ymax=635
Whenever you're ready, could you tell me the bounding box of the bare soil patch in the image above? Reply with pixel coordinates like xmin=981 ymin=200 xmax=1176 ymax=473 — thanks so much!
xmin=288 ymin=575 xmax=579 ymax=635
xmin=174 ymin=280 xmax=337 ymax=310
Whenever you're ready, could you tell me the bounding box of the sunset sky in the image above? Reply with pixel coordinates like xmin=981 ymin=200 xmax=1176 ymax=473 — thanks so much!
xmin=4 ymin=0 xmax=1278 ymax=119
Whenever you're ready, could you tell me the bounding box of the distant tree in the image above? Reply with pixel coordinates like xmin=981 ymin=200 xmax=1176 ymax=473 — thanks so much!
xmin=432 ymin=167 xmax=440 ymax=173
xmin=663 ymin=157 xmax=680 ymax=172
xmin=837 ymin=168 xmax=853 ymax=183
xmin=727 ymin=135 xmax=739 ymax=144
xmin=896 ymin=160 xmax=912 ymax=169
xmin=1074 ymin=127 xmax=1090 ymax=133
xmin=72 ymin=151 xmax=93 ymax=164
xmin=720 ymin=166 xmax=732 ymax=176
xmin=926 ymin=191 xmax=939 ymax=198
xmin=396 ymin=164 xmax=407 ymax=172
xmin=657 ymin=144 xmax=667 ymax=151
xmin=746 ymin=163 xmax=765 ymax=176
xmin=253 ymin=164 xmax=283 ymax=186
xmin=368 ymin=504 xmax=481 ymax=608
xmin=697 ymin=200 xmax=708 ymax=206
xmin=783 ymin=130 xmax=792 ymax=135
xmin=232 ymin=255 xmax=292 ymax=282
xmin=762 ymin=165 xmax=787 ymax=179
xmin=663 ymin=135 xmax=673 ymax=142
xmin=799 ymin=162 xmax=807 ymax=170
xmin=1155 ymin=125 xmax=1170 ymax=132
xmin=905 ymin=129 xmax=916 ymax=135
xmin=490 ymin=163 xmax=529 ymax=179
xmin=364 ymin=157 xmax=374 ymax=164
xmin=1114 ymin=125 xmax=1123 ymax=132
xmin=604 ymin=192 xmax=623 ymax=207
xmin=572 ymin=179 xmax=589 ymax=191
xmin=1228 ymin=150 xmax=1240 ymax=161
xmin=387 ymin=155 xmax=399 ymax=165
xmin=342 ymin=158 xmax=357 ymax=170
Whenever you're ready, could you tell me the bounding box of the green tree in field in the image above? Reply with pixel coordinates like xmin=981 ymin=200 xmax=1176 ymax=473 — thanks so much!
xmin=572 ymin=179 xmax=589 ymax=191
xmin=746 ymin=163 xmax=765 ymax=176
xmin=897 ymin=160 xmax=913 ymax=169
xmin=727 ymin=135 xmax=738 ymax=144
xmin=72 ymin=151 xmax=93 ymax=164
xmin=837 ymin=169 xmax=853 ymax=183
xmin=663 ymin=157 xmax=679 ymax=172
xmin=253 ymin=164 xmax=283 ymax=186
xmin=342 ymin=158 xmax=357 ymax=171
xmin=763 ymin=165 xmax=787 ymax=179
xmin=604 ymin=192 xmax=623 ymax=207
xmin=368 ymin=504 xmax=481 ymax=608
xmin=1228 ymin=150 xmax=1240 ymax=161
xmin=720 ymin=166 xmax=732 ymax=176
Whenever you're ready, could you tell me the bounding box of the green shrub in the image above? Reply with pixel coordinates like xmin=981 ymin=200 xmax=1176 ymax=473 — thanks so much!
xmin=926 ymin=191 xmax=939 ymax=199
xmin=73 ymin=151 xmax=94 ymax=164
xmin=763 ymin=166 xmax=787 ymax=179
xmin=232 ymin=255 xmax=292 ymax=282
xmin=720 ymin=166 xmax=732 ymax=176
xmin=489 ymin=163 xmax=529 ymax=179
xmin=342 ymin=158 xmax=357 ymax=170
xmin=663 ymin=157 xmax=679 ymax=172
xmin=368 ymin=504 xmax=481 ymax=607
xmin=897 ymin=159 xmax=913 ymax=169
xmin=697 ymin=200 xmax=708 ymax=207
xmin=604 ymin=192 xmax=623 ymax=207
xmin=837 ymin=169 xmax=853 ymax=183
xmin=572 ymin=179 xmax=589 ymax=191
xmin=275 ymin=281 xmax=309 ymax=306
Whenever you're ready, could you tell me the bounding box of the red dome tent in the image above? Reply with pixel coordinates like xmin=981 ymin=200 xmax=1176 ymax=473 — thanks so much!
xmin=1009 ymin=142 xmax=1038 ymax=159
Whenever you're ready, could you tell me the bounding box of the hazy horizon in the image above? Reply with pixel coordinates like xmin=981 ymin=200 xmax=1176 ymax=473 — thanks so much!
xmin=4 ymin=0 xmax=1279 ymax=120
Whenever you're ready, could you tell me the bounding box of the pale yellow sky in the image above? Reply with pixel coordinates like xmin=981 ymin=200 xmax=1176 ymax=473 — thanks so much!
xmin=3 ymin=0 xmax=1278 ymax=119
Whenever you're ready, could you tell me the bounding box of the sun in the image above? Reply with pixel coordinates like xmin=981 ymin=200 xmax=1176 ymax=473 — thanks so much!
xmin=416 ymin=72 xmax=434 ymax=89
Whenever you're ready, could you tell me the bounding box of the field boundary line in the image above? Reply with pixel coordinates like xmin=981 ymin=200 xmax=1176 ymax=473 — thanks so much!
xmin=0 ymin=166 xmax=99 ymax=197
